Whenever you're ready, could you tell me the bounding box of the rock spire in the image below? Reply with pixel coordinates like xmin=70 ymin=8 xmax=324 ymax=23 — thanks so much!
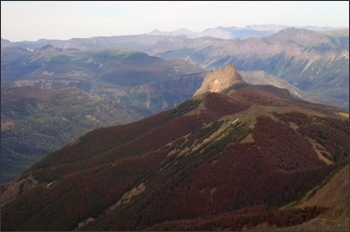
xmin=193 ymin=64 xmax=246 ymax=97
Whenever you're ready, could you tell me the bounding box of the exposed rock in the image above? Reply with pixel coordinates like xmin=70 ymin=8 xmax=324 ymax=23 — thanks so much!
xmin=193 ymin=64 xmax=246 ymax=97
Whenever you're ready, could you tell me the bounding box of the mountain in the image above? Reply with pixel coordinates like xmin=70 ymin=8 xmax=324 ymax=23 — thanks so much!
xmin=240 ymin=70 xmax=348 ymax=110
xmin=4 ymin=68 xmax=347 ymax=113
xmin=1 ymin=46 xmax=206 ymax=113
xmin=149 ymin=28 xmax=201 ymax=39
xmin=316 ymin=28 xmax=349 ymax=38
xmin=153 ymin=28 xmax=349 ymax=109
xmin=1 ymin=86 xmax=153 ymax=183
xmin=2 ymin=65 xmax=348 ymax=231
xmin=143 ymin=36 xmax=224 ymax=55
xmin=193 ymin=64 xmax=246 ymax=96
xmin=0 ymin=26 xmax=297 ymax=50
xmin=3 ymin=28 xmax=347 ymax=110
xmin=2 ymin=38 xmax=348 ymax=112
xmin=201 ymin=25 xmax=288 ymax=39
xmin=1 ymin=46 xmax=204 ymax=85
xmin=1 ymin=34 xmax=181 ymax=51
xmin=1 ymin=38 xmax=48 ymax=50
xmin=149 ymin=25 xmax=343 ymax=40
xmin=148 ymin=25 xmax=284 ymax=40
xmin=126 ymin=72 xmax=207 ymax=112
xmin=2 ymin=25 xmax=342 ymax=51
xmin=1 ymin=71 xmax=207 ymax=114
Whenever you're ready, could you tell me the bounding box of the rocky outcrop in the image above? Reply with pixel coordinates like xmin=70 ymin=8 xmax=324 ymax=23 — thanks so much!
xmin=193 ymin=64 xmax=246 ymax=97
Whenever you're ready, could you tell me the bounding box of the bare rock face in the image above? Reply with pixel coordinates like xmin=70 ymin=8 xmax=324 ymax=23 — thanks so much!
xmin=193 ymin=64 xmax=246 ymax=97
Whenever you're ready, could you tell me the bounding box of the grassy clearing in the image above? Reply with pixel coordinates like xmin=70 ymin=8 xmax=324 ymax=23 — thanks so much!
xmin=337 ymin=112 xmax=349 ymax=118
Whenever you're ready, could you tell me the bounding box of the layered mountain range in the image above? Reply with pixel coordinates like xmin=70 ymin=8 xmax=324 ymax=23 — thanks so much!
xmin=1 ymin=45 xmax=205 ymax=112
xmin=2 ymin=65 xmax=348 ymax=231
xmin=149 ymin=25 xmax=343 ymax=39
xmin=153 ymin=28 xmax=349 ymax=108
xmin=1 ymin=25 xmax=342 ymax=50
xmin=4 ymin=27 xmax=346 ymax=109
xmin=1 ymin=45 xmax=204 ymax=85
xmin=2 ymin=27 xmax=349 ymax=110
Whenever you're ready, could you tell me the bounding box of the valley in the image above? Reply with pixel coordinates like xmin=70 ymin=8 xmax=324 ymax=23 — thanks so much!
xmin=1 ymin=86 xmax=153 ymax=183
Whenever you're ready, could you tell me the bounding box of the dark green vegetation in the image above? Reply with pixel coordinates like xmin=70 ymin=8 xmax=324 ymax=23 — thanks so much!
xmin=2 ymin=83 xmax=348 ymax=231
xmin=1 ymin=86 xmax=153 ymax=183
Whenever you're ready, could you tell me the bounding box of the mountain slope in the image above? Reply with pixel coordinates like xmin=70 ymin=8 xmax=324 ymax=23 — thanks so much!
xmin=240 ymin=70 xmax=348 ymax=110
xmin=2 ymin=69 xmax=348 ymax=230
xmin=1 ymin=86 xmax=153 ymax=183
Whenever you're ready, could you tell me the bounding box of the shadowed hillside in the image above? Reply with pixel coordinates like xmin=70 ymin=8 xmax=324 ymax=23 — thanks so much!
xmin=1 ymin=86 xmax=153 ymax=183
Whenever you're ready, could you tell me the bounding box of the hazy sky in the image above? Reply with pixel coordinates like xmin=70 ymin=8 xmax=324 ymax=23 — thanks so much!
xmin=2 ymin=1 xmax=349 ymax=42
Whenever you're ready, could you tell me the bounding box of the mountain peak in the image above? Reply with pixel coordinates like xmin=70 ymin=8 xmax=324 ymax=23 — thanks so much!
xmin=193 ymin=64 xmax=246 ymax=97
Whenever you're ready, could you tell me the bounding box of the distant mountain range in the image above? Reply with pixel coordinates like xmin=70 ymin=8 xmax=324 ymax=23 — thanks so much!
xmin=1 ymin=45 xmax=206 ymax=113
xmin=0 ymin=45 xmax=204 ymax=85
xmin=151 ymin=28 xmax=349 ymax=109
xmin=2 ymin=31 xmax=348 ymax=111
xmin=1 ymin=25 xmax=343 ymax=49
xmin=149 ymin=25 xmax=344 ymax=39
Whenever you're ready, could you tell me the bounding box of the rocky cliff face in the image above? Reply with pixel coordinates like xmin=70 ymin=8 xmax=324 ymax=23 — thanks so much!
xmin=193 ymin=64 xmax=246 ymax=97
